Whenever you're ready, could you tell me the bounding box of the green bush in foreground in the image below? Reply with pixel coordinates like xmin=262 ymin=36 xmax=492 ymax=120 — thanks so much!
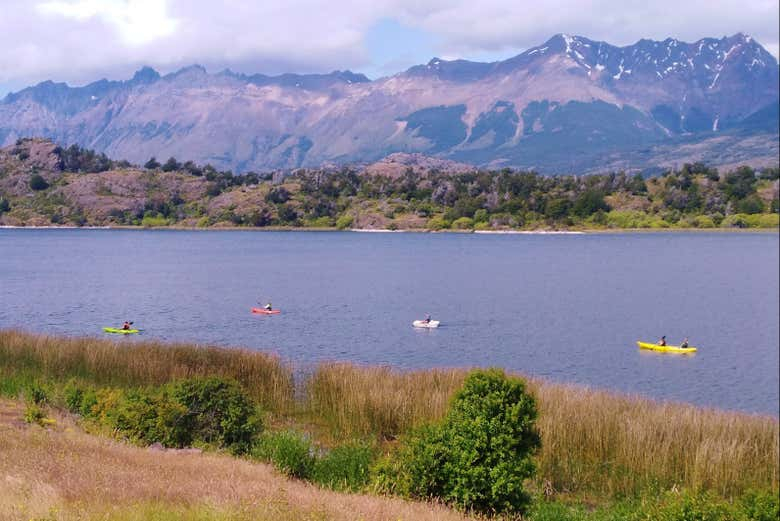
xmin=376 ymin=369 xmax=541 ymax=516
xmin=253 ymin=430 xmax=315 ymax=479
xmin=63 ymin=377 xmax=262 ymax=454
xmin=171 ymin=377 xmax=261 ymax=454
xmin=311 ymin=441 xmax=375 ymax=492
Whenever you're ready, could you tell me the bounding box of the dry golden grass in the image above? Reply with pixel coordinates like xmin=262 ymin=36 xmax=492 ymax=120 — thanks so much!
xmin=534 ymin=382 xmax=779 ymax=497
xmin=305 ymin=363 xmax=466 ymax=438
xmin=0 ymin=329 xmax=294 ymax=414
xmin=0 ymin=399 xmax=474 ymax=521
xmin=307 ymin=363 xmax=779 ymax=498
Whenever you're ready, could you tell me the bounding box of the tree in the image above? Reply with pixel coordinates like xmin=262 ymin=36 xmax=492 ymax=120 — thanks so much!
xmin=572 ymin=190 xmax=610 ymax=217
xmin=144 ymin=157 xmax=161 ymax=170
xmin=161 ymin=157 xmax=180 ymax=172
xmin=29 ymin=174 xmax=49 ymax=191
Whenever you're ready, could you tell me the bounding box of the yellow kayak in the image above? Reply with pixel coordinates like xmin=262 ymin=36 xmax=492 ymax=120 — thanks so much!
xmin=637 ymin=341 xmax=696 ymax=353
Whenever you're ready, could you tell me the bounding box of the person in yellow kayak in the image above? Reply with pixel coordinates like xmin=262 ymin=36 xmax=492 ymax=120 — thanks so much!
xmin=122 ymin=321 xmax=132 ymax=330
xmin=680 ymin=337 xmax=689 ymax=348
xmin=658 ymin=336 xmax=666 ymax=346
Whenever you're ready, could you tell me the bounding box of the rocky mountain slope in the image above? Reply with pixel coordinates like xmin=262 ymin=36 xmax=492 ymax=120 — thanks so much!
xmin=1 ymin=33 xmax=777 ymax=174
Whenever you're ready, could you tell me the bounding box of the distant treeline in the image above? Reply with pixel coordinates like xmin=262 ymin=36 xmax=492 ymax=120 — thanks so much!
xmin=2 ymin=138 xmax=778 ymax=230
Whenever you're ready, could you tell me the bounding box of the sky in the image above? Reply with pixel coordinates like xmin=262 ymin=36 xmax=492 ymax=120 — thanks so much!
xmin=0 ymin=0 xmax=778 ymax=96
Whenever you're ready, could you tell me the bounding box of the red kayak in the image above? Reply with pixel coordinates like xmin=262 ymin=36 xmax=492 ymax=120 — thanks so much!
xmin=251 ymin=308 xmax=280 ymax=315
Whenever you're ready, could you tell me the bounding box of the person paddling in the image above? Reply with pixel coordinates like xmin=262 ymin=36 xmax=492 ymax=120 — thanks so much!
xmin=424 ymin=313 xmax=432 ymax=324
xmin=122 ymin=321 xmax=132 ymax=331
xmin=680 ymin=337 xmax=689 ymax=348
xmin=658 ymin=335 xmax=666 ymax=346
xmin=264 ymin=302 xmax=273 ymax=312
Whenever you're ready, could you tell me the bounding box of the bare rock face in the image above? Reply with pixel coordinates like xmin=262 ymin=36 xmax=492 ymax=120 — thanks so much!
xmin=0 ymin=34 xmax=777 ymax=174
xmin=362 ymin=153 xmax=475 ymax=178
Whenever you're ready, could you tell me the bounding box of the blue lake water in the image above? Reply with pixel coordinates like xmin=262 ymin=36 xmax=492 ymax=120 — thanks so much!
xmin=1 ymin=229 xmax=778 ymax=415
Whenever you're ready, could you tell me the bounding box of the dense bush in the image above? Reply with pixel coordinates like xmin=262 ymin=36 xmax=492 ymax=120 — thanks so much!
xmin=377 ymin=369 xmax=540 ymax=516
xmin=63 ymin=377 xmax=261 ymax=454
xmin=170 ymin=377 xmax=260 ymax=454
xmin=335 ymin=214 xmax=354 ymax=229
xmin=311 ymin=441 xmax=375 ymax=492
xmin=29 ymin=174 xmax=49 ymax=191
xmin=253 ymin=430 xmax=315 ymax=479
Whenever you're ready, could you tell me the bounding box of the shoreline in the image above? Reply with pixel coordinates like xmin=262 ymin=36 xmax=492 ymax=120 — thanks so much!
xmin=2 ymin=327 xmax=777 ymax=418
xmin=1 ymin=224 xmax=777 ymax=234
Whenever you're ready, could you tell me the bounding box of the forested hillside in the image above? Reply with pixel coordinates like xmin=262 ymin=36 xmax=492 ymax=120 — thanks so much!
xmin=1 ymin=138 xmax=777 ymax=230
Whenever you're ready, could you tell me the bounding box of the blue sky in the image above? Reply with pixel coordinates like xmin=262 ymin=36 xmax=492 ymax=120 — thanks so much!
xmin=1 ymin=0 xmax=778 ymax=96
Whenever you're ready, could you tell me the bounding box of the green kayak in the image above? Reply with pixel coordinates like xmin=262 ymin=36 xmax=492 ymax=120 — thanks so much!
xmin=103 ymin=327 xmax=139 ymax=334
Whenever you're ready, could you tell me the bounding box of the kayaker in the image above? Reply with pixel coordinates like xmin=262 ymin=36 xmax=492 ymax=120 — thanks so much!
xmin=424 ymin=313 xmax=431 ymax=324
xmin=122 ymin=321 xmax=131 ymax=331
xmin=680 ymin=337 xmax=689 ymax=348
xmin=264 ymin=302 xmax=272 ymax=312
xmin=658 ymin=336 xmax=666 ymax=346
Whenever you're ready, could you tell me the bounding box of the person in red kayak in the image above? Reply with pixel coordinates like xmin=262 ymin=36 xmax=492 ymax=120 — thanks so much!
xmin=658 ymin=336 xmax=666 ymax=346
xmin=264 ymin=302 xmax=272 ymax=312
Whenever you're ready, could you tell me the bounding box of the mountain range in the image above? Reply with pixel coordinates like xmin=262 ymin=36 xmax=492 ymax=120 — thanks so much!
xmin=1 ymin=33 xmax=778 ymax=174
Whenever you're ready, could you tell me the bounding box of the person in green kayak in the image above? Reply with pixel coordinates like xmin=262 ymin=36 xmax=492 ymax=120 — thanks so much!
xmin=122 ymin=321 xmax=132 ymax=330
xmin=658 ymin=336 xmax=666 ymax=346
xmin=680 ymin=337 xmax=689 ymax=348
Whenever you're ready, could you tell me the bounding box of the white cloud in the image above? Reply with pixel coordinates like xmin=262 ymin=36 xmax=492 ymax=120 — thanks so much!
xmin=37 ymin=0 xmax=178 ymax=45
xmin=0 ymin=0 xmax=777 ymax=89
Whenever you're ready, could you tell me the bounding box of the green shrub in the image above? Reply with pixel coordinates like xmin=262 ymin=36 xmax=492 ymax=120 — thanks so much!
xmin=253 ymin=430 xmax=315 ymax=479
xmin=170 ymin=377 xmax=261 ymax=454
xmin=652 ymin=491 xmax=734 ymax=521
xmin=388 ymin=369 xmax=540 ymax=516
xmin=694 ymin=215 xmax=715 ymax=228
xmin=426 ymin=216 xmax=450 ymax=230
xmin=722 ymin=214 xmax=748 ymax=228
xmin=29 ymin=174 xmax=49 ymax=191
xmin=740 ymin=490 xmax=779 ymax=521
xmin=27 ymin=382 xmax=48 ymax=405
xmin=112 ymin=389 xmax=189 ymax=447
xmin=306 ymin=216 xmax=334 ymax=228
xmin=312 ymin=441 xmax=375 ymax=492
xmin=63 ymin=377 xmax=261 ymax=453
xmin=335 ymin=214 xmax=354 ymax=230
xmin=64 ymin=381 xmax=99 ymax=418
xmin=474 ymin=209 xmax=489 ymax=223
xmin=141 ymin=212 xmax=168 ymax=227
xmin=451 ymin=216 xmax=474 ymax=230
xmin=23 ymin=403 xmax=47 ymax=426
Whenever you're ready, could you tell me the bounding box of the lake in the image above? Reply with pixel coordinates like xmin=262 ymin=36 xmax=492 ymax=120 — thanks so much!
xmin=1 ymin=228 xmax=777 ymax=415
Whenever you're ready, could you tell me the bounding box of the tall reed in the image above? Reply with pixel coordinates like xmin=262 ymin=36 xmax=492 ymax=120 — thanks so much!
xmin=0 ymin=329 xmax=295 ymax=413
xmin=305 ymin=363 xmax=779 ymax=498
xmin=304 ymin=362 xmax=467 ymax=438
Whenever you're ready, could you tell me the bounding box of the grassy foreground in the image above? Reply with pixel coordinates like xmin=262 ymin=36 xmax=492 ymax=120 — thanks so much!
xmin=1 ymin=329 xmax=778 ymax=519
